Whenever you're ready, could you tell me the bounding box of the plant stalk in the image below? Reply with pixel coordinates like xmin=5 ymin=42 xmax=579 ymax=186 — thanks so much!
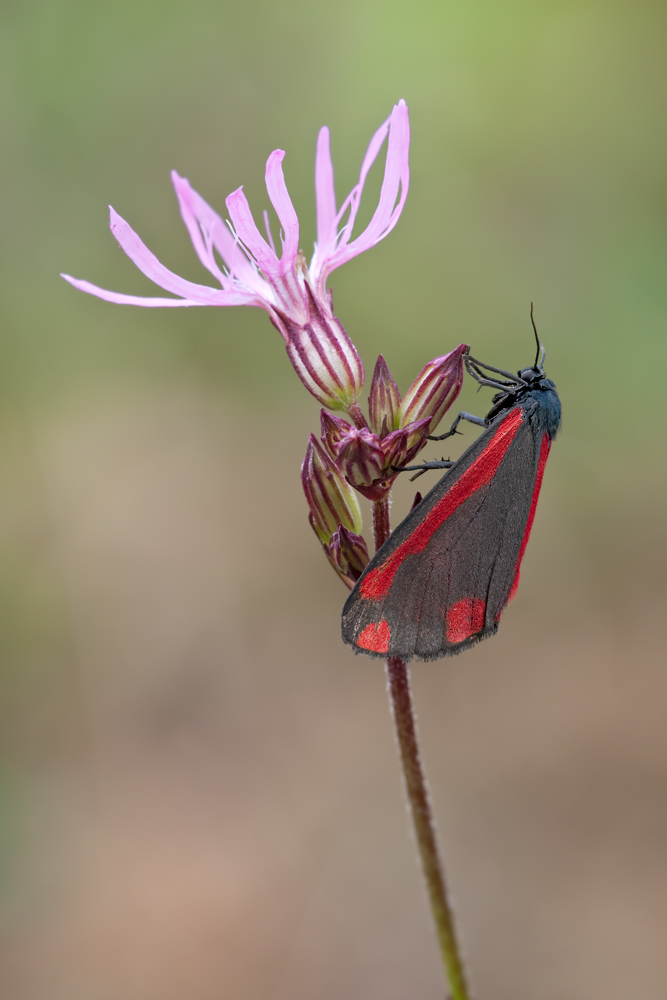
xmin=372 ymin=493 xmax=472 ymax=1000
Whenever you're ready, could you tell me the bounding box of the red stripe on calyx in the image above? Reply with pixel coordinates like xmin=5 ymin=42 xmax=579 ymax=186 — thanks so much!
xmin=507 ymin=432 xmax=550 ymax=603
xmin=446 ymin=597 xmax=486 ymax=643
xmin=360 ymin=407 xmax=525 ymax=601
xmin=357 ymin=619 xmax=391 ymax=653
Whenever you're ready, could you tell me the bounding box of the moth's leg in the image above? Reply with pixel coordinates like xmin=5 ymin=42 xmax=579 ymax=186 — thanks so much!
xmin=428 ymin=411 xmax=486 ymax=442
xmin=391 ymin=459 xmax=454 ymax=482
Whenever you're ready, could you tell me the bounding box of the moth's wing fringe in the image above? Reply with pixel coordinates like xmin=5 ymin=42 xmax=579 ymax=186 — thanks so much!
xmin=341 ymin=623 xmax=499 ymax=663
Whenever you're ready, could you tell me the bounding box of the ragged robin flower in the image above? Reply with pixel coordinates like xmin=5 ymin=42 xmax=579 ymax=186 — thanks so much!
xmin=61 ymin=95 xmax=495 ymax=999
xmin=62 ymin=101 xmax=410 ymax=417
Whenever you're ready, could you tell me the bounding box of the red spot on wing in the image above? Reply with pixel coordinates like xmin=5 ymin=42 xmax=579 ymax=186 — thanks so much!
xmin=446 ymin=597 xmax=486 ymax=643
xmin=357 ymin=619 xmax=391 ymax=653
xmin=507 ymin=433 xmax=551 ymax=604
xmin=361 ymin=408 xmax=525 ymax=601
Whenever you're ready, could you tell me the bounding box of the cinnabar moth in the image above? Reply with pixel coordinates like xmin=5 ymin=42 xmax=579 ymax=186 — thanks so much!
xmin=342 ymin=325 xmax=561 ymax=661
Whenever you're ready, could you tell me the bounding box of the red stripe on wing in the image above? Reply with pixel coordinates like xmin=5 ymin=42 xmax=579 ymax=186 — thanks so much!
xmin=506 ymin=432 xmax=550 ymax=604
xmin=360 ymin=407 xmax=525 ymax=601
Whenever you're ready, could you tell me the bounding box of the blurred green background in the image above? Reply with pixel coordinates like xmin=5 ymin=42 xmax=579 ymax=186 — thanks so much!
xmin=1 ymin=1 xmax=667 ymax=998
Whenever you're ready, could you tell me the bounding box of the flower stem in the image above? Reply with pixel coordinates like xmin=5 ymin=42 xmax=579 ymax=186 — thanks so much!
xmin=372 ymin=490 xmax=392 ymax=549
xmin=372 ymin=495 xmax=473 ymax=1000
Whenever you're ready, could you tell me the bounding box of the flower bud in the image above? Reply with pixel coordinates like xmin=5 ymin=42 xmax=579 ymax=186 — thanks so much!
xmin=380 ymin=416 xmax=431 ymax=469
xmin=335 ymin=427 xmax=385 ymax=491
xmin=277 ymin=283 xmax=365 ymax=412
xmin=398 ymin=343 xmax=467 ymax=433
xmin=327 ymin=524 xmax=370 ymax=587
xmin=320 ymin=409 xmax=352 ymax=459
xmin=368 ymin=355 xmax=401 ymax=438
xmin=301 ymin=434 xmax=362 ymax=543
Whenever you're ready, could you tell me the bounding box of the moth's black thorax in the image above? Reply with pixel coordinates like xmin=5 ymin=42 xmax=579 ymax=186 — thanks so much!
xmin=485 ymin=373 xmax=561 ymax=440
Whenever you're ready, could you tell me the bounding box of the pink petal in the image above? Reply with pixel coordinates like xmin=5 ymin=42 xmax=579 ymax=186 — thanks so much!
xmin=341 ymin=100 xmax=410 ymax=259
xmin=170 ymin=171 xmax=227 ymax=283
xmin=314 ymin=126 xmax=337 ymax=253
xmin=359 ymin=102 xmax=409 ymax=238
xmin=317 ymin=100 xmax=410 ymax=280
xmin=263 ymin=210 xmax=277 ymax=255
xmin=226 ymin=185 xmax=281 ymax=280
xmin=337 ymin=116 xmax=391 ymax=242
xmin=61 ymin=274 xmax=254 ymax=307
xmin=264 ymin=149 xmax=299 ymax=273
xmin=171 ymin=171 xmax=268 ymax=295
xmin=108 ymin=207 xmax=239 ymax=302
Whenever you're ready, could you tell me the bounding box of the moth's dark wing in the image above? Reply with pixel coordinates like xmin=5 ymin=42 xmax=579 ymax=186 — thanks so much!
xmin=381 ymin=423 xmax=540 ymax=659
xmin=342 ymin=406 xmax=544 ymax=661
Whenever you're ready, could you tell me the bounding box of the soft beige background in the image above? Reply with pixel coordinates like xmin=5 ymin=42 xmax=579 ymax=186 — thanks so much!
xmin=1 ymin=1 xmax=666 ymax=998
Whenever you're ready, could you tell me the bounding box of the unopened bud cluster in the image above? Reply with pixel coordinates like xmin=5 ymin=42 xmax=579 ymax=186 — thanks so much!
xmin=322 ymin=344 xmax=466 ymax=501
xmin=301 ymin=343 xmax=467 ymax=584
xmin=301 ymin=435 xmax=370 ymax=588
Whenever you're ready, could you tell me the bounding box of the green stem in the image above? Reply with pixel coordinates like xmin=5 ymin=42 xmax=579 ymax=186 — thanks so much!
xmin=372 ymin=494 xmax=473 ymax=1000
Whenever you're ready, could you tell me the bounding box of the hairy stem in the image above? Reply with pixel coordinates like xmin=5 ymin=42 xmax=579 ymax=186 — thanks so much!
xmin=372 ymin=490 xmax=392 ymax=549
xmin=372 ymin=494 xmax=472 ymax=1000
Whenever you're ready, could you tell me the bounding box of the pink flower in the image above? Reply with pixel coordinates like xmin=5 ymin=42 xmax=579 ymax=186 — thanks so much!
xmin=62 ymin=101 xmax=410 ymax=412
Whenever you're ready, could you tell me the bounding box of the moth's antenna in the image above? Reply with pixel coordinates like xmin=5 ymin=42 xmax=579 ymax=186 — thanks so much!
xmin=530 ymin=302 xmax=546 ymax=369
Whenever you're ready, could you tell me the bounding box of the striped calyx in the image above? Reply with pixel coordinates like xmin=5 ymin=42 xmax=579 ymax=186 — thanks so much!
xmin=327 ymin=525 xmax=370 ymax=589
xmin=276 ymin=283 xmax=364 ymax=411
xmin=368 ymin=354 xmax=401 ymax=437
xmin=301 ymin=434 xmax=369 ymax=588
xmin=398 ymin=344 xmax=467 ymax=433
xmin=301 ymin=434 xmax=363 ymax=545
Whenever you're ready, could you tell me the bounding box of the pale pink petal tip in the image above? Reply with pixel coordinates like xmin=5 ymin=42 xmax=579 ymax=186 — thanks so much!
xmin=311 ymin=99 xmax=410 ymax=287
xmin=264 ymin=149 xmax=299 ymax=271
xmin=60 ymin=273 xmax=196 ymax=306
xmin=226 ymin=184 xmax=282 ymax=280
xmin=315 ymin=126 xmax=336 ymax=251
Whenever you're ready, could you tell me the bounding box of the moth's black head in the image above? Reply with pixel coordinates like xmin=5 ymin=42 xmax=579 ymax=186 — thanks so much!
xmin=518 ymin=365 xmax=544 ymax=384
xmin=517 ymin=367 xmax=556 ymax=395
xmin=464 ymin=306 xmax=554 ymax=401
